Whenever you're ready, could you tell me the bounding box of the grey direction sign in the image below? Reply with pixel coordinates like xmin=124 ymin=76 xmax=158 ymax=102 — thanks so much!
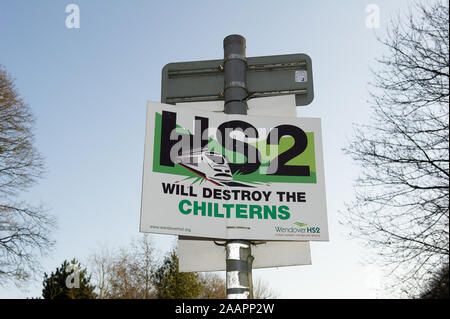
xmin=178 ymin=236 xmax=311 ymax=272
xmin=161 ymin=53 xmax=314 ymax=107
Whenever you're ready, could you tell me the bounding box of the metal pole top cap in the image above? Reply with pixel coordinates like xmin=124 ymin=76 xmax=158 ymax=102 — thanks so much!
xmin=223 ymin=34 xmax=246 ymax=49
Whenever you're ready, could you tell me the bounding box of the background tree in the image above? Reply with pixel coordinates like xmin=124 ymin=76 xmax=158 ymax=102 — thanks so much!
xmin=42 ymin=259 xmax=96 ymax=299
xmin=89 ymin=235 xmax=156 ymax=299
xmin=89 ymin=247 xmax=111 ymax=299
xmin=89 ymin=236 xmax=278 ymax=299
xmin=0 ymin=66 xmax=55 ymax=285
xmin=198 ymin=273 xmax=226 ymax=299
xmin=419 ymin=264 xmax=449 ymax=299
xmin=152 ymin=250 xmax=202 ymax=299
xmin=343 ymin=0 xmax=449 ymax=296
xmin=253 ymin=278 xmax=279 ymax=299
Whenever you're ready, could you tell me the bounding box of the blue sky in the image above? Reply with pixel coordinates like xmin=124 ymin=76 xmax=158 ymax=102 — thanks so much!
xmin=0 ymin=0 xmax=412 ymax=298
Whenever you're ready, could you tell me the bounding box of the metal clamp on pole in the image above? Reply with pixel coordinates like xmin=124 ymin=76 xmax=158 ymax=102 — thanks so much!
xmin=226 ymin=240 xmax=254 ymax=299
xmin=223 ymin=34 xmax=253 ymax=299
xmin=224 ymin=53 xmax=247 ymax=64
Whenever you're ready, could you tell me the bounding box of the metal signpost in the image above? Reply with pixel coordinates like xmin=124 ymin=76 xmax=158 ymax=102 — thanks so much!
xmin=223 ymin=35 xmax=252 ymax=299
xmin=140 ymin=35 xmax=327 ymax=299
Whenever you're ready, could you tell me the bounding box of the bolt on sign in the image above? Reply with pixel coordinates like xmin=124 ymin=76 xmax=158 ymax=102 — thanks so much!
xmin=140 ymin=102 xmax=329 ymax=241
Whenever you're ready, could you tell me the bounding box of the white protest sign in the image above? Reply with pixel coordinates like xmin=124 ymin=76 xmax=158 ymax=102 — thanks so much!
xmin=140 ymin=101 xmax=328 ymax=241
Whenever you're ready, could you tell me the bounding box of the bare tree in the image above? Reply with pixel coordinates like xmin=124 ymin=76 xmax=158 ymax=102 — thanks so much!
xmin=343 ymin=1 xmax=449 ymax=296
xmin=89 ymin=235 xmax=157 ymax=299
xmin=0 ymin=66 xmax=55 ymax=285
xmin=89 ymin=247 xmax=111 ymax=299
xmin=132 ymin=233 xmax=155 ymax=298
xmin=198 ymin=273 xmax=226 ymax=299
xmin=253 ymin=278 xmax=279 ymax=299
